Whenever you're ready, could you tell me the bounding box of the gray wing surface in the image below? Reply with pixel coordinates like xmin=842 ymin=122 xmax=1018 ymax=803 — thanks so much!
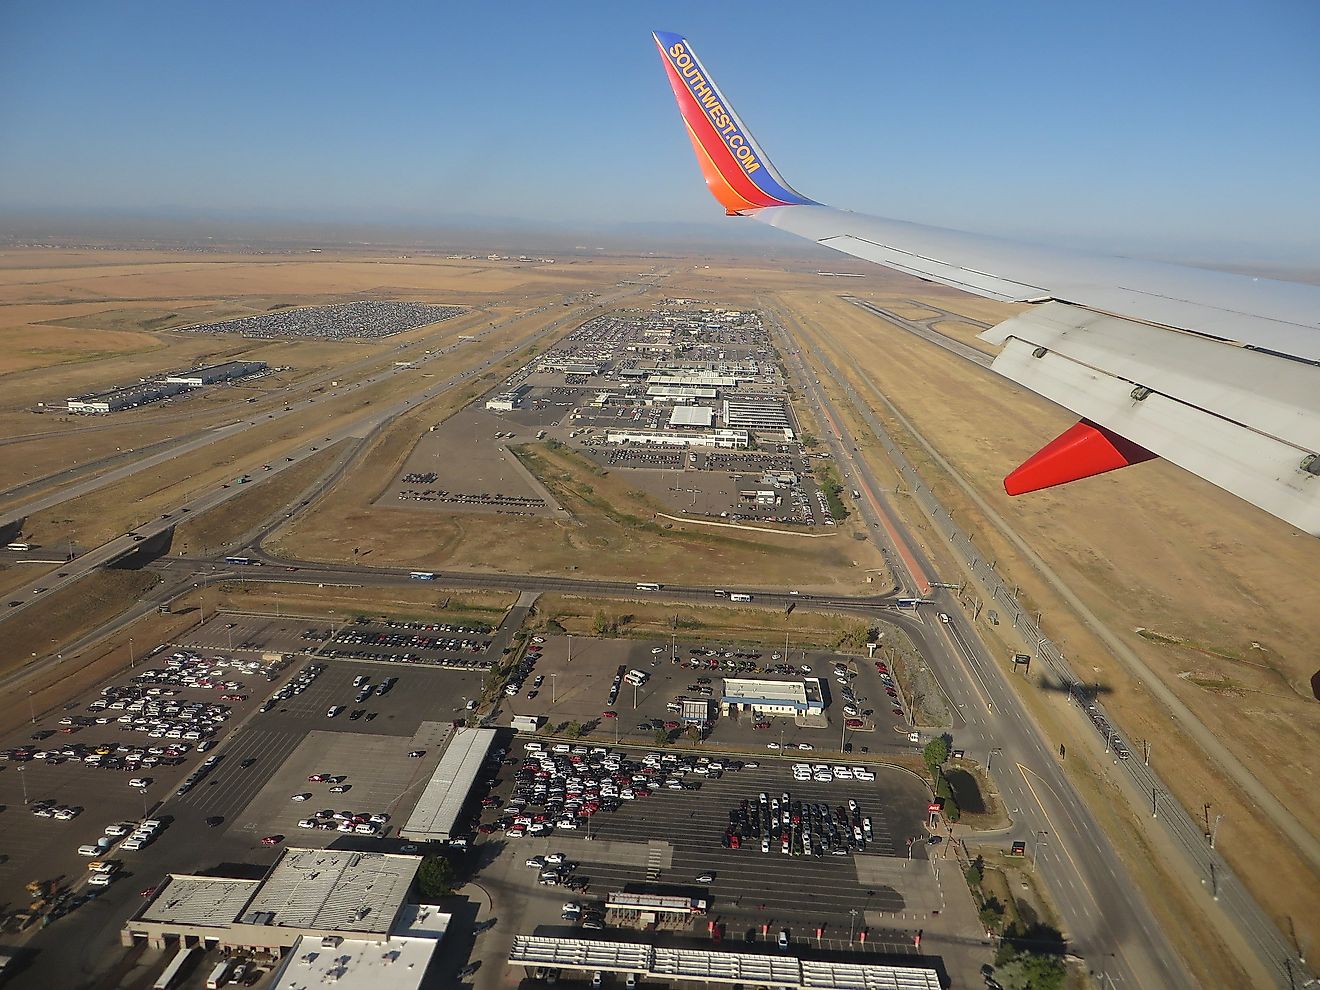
xmin=751 ymin=206 xmax=1320 ymax=537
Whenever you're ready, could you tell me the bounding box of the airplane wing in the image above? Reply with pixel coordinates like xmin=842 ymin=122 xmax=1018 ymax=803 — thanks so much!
xmin=653 ymin=30 xmax=1320 ymax=537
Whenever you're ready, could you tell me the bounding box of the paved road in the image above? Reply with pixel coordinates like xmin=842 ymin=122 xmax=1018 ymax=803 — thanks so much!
xmin=812 ymin=296 xmax=1316 ymax=986
xmin=770 ymin=305 xmax=1198 ymax=990
xmin=0 ymin=286 xmax=649 ymax=625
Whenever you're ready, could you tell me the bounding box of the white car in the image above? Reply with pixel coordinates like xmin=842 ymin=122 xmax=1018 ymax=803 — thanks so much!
xmin=797 ymin=743 xmax=814 ymax=751
xmin=766 ymin=742 xmax=780 ymax=750
xmin=129 ymin=777 xmax=152 ymax=788
xmin=87 ymin=872 xmax=114 ymax=887
xmin=297 ymin=819 xmax=317 ymax=828
xmin=651 ymin=647 xmax=664 ymax=654
xmin=104 ymin=823 xmax=133 ymax=837
xmin=326 ymin=706 xmax=344 ymax=718
xmin=291 ymin=793 xmax=311 ymax=802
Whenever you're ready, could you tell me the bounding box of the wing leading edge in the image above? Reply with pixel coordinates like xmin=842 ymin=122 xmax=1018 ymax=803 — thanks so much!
xmin=652 ymin=30 xmax=1320 ymax=537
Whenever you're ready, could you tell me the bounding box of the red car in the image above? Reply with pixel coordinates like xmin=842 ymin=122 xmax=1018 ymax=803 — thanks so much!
xmin=477 ymin=823 xmax=497 ymax=834
xmin=602 ymin=711 xmax=618 ymax=719
xmin=663 ymin=721 xmax=679 ymax=730
xmin=876 ymin=663 xmax=888 ymax=674
xmin=308 ymin=773 xmax=328 ymax=782
xmin=261 ymin=835 xmax=284 ymax=846
xmin=845 ymin=718 xmax=865 ymax=728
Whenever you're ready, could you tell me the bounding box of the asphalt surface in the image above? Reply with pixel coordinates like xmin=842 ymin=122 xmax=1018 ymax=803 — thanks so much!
xmin=771 ymin=306 xmax=1201 ymax=990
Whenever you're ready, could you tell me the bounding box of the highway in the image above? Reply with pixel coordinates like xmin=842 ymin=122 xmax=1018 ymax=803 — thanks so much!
xmin=0 ymin=286 xmax=648 ymax=623
xmin=767 ymin=304 xmax=1199 ymax=990
xmin=824 ymin=296 xmax=1315 ymax=987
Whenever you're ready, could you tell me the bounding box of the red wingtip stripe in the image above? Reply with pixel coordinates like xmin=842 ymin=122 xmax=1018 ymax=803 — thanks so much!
xmin=1004 ymin=420 xmax=1157 ymax=496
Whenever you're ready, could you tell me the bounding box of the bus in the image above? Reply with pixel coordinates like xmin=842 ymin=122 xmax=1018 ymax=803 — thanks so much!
xmin=409 ymin=571 xmax=437 ymax=581
xmin=635 ymin=582 xmax=662 ymax=591
xmin=729 ymin=593 xmax=752 ymax=602
xmin=5 ymin=543 xmax=31 ymax=551
xmin=895 ymin=598 xmax=923 ymax=610
xmin=205 ymin=958 xmax=234 ymax=989
xmin=153 ymin=945 xmax=202 ymax=990
xmin=223 ymin=556 xmax=256 ymax=566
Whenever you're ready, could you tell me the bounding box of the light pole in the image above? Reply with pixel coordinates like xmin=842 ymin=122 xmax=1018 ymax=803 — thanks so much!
xmin=129 ymin=638 xmax=135 ymax=669
xmin=986 ymin=748 xmax=1002 ymax=773
xmin=18 ymin=765 xmax=28 ymax=805
xmin=550 ymin=673 xmax=558 ymax=706
xmin=139 ymin=787 xmax=149 ymax=820
xmin=567 ymin=635 xmax=573 ymax=665
xmin=849 ymin=907 xmax=859 ymax=942
xmin=1031 ymin=830 xmax=1048 ymax=872
xmin=1210 ymin=814 xmax=1224 ymax=849
xmin=28 ymin=689 xmax=36 ymax=725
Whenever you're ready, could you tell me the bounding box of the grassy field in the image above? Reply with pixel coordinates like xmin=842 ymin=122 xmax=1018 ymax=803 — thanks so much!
xmin=529 ymin=594 xmax=887 ymax=651
xmin=203 ymin=581 xmax=517 ymax=623
xmin=171 ymin=442 xmax=351 ymax=553
xmin=0 ymin=569 xmax=160 ymax=680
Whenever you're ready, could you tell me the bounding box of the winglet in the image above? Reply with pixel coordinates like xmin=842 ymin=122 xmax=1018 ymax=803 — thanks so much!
xmin=653 ymin=31 xmax=814 ymax=214
xmin=1005 ymin=420 xmax=1157 ymax=495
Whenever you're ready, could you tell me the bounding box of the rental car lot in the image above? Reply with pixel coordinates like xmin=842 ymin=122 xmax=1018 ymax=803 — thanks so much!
xmin=509 ymin=636 xmax=912 ymax=753
xmin=0 ymin=635 xmax=484 ymax=922
xmin=475 ymin=742 xmax=933 ymax=949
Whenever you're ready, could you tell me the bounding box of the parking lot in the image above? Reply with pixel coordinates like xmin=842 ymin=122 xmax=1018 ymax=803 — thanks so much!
xmin=377 ymin=407 xmax=565 ymax=517
xmin=478 ymin=742 xmax=938 ymax=953
xmin=505 ymin=636 xmax=914 ymax=755
xmin=217 ymin=729 xmax=443 ymax=846
xmin=0 ymin=626 xmax=488 ymax=932
xmin=180 ymin=610 xmax=505 ymax=671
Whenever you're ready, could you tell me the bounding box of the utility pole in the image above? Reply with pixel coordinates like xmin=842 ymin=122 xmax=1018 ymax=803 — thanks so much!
xmin=1210 ymin=814 xmax=1224 ymax=849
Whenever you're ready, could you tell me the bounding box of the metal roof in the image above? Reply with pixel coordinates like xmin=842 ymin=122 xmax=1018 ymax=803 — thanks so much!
xmin=239 ymin=849 xmax=420 ymax=934
xmin=507 ymin=936 xmax=941 ymax=988
xmin=669 ymin=406 xmax=715 ymax=427
xmin=399 ymin=727 xmax=496 ymax=841
xmin=137 ymin=875 xmax=261 ymax=928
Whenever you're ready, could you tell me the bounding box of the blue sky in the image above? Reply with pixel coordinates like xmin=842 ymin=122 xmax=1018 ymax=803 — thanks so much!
xmin=2 ymin=0 xmax=1317 ymax=261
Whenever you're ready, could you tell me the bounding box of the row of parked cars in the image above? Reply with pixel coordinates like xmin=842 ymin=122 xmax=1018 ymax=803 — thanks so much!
xmin=484 ymin=743 xmax=749 ymax=837
xmin=790 ymin=763 xmax=877 ymax=783
xmin=259 ymin=662 xmax=325 ymax=712
xmin=728 ymin=793 xmax=875 ymax=856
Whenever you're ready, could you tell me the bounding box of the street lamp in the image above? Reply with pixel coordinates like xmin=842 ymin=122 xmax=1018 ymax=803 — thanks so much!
xmin=1031 ymin=830 xmax=1048 ymax=871
xmin=18 ymin=765 xmax=28 ymax=805
xmin=849 ymin=907 xmax=859 ymax=942
xmin=550 ymin=673 xmax=558 ymax=706
xmin=986 ymin=748 xmax=1003 ymax=773
xmin=28 ymin=688 xmax=36 ymax=725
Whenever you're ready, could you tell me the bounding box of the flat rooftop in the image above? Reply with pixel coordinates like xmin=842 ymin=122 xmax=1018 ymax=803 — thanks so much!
xmin=267 ymin=906 xmax=448 ymax=990
xmin=239 ymin=849 xmax=420 ymax=935
xmin=399 ymin=727 xmax=496 ymax=841
xmin=137 ymin=875 xmax=261 ymax=929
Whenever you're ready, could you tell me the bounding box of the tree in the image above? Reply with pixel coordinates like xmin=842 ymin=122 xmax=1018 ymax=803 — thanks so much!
xmin=565 ymin=720 xmax=583 ymax=739
xmin=923 ymin=736 xmax=950 ymax=775
xmin=653 ymin=727 xmax=670 ymax=747
xmin=417 ymin=855 xmax=456 ymax=900
xmin=935 ymin=775 xmax=961 ymax=821
xmin=591 ymin=610 xmax=612 ymax=636
xmin=994 ymin=953 xmax=1066 ymax=990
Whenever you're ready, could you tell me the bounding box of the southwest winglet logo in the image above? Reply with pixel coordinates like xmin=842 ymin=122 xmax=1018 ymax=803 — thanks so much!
xmin=665 ymin=40 xmax=763 ymax=176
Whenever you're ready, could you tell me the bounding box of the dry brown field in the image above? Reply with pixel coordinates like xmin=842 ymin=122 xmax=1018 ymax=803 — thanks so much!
xmin=744 ymin=274 xmax=1320 ymax=973
xmin=203 ymin=581 xmax=517 ymax=624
